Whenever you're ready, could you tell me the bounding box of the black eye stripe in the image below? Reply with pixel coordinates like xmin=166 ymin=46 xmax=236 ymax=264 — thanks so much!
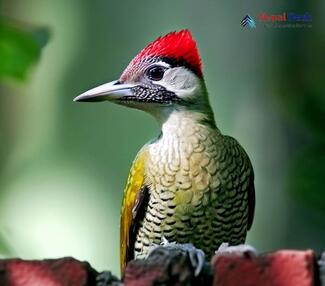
xmin=143 ymin=56 xmax=201 ymax=77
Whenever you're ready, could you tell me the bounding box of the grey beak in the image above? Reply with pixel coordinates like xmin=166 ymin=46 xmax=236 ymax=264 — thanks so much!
xmin=74 ymin=80 xmax=136 ymax=102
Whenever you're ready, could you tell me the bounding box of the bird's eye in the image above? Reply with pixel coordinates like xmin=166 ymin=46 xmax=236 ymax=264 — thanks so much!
xmin=146 ymin=66 xmax=166 ymax=81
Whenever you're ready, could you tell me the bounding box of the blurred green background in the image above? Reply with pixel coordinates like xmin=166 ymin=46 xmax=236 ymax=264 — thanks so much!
xmin=0 ymin=0 xmax=324 ymax=276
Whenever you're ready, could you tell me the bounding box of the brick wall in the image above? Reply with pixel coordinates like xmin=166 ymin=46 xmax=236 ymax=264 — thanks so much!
xmin=0 ymin=248 xmax=324 ymax=285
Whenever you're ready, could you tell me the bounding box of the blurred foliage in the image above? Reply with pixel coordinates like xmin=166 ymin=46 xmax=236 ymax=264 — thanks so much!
xmin=0 ymin=19 xmax=49 ymax=81
xmin=0 ymin=17 xmax=49 ymax=257
xmin=0 ymin=233 xmax=14 ymax=257
xmin=274 ymin=35 xmax=325 ymax=139
xmin=271 ymin=3 xmax=325 ymax=220
xmin=288 ymin=146 xmax=325 ymax=212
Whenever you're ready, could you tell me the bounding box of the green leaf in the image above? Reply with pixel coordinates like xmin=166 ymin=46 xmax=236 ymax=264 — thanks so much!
xmin=0 ymin=20 xmax=50 ymax=81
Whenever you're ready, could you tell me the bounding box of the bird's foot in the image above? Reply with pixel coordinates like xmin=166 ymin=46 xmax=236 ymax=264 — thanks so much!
xmin=160 ymin=236 xmax=176 ymax=247
xmin=148 ymin=236 xmax=205 ymax=276
xmin=96 ymin=271 xmax=122 ymax=286
xmin=216 ymin=242 xmax=257 ymax=257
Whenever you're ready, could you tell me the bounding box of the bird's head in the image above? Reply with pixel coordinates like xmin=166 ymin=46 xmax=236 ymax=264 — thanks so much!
xmin=74 ymin=30 xmax=211 ymax=122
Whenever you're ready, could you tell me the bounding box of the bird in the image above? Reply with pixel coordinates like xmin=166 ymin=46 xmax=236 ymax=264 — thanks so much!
xmin=74 ymin=29 xmax=255 ymax=275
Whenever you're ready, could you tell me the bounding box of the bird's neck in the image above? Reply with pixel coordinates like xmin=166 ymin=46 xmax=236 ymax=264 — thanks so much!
xmin=149 ymin=80 xmax=220 ymax=139
xmin=160 ymin=109 xmax=220 ymax=139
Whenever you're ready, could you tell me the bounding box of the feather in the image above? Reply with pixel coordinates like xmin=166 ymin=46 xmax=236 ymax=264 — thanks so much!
xmin=120 ymin=149 xmax=148 ymax=274
xmin=121 ymin=29 xmax=202 ymax=79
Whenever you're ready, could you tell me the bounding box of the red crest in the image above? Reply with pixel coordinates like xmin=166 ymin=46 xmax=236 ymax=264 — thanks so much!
xmin=130 ymin=30 xmax=202 ymax=77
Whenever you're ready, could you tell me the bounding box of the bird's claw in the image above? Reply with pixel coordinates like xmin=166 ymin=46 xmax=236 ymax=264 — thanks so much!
xmin=184 ymin=244 xmax=205 ymax=276
xmin=96 ymin=271 xmax=121 ymax=286
xmin=160 ymin=236 xmax=176 ymax=246
xmin=148 ymin=237 xmax=205 ymax=276
xmin=216 ymin=242 xmax=257 ymax=256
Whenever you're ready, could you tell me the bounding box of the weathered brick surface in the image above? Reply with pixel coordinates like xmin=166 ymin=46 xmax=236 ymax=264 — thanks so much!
xmin=213 ymin=250 xmax=316 ymax=286
xmin=0 ymin=249 xmax=321 ymax=285
xmin=0 ymin=257 xmax=97 ymax=286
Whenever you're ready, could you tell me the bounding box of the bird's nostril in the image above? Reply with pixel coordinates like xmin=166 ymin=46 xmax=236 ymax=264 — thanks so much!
xmin=114 ymin=80 xmax=121 ymax=85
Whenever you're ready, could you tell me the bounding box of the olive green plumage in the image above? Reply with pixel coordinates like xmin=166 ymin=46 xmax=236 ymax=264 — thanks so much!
xmin=131 ymin=110 xmax=255 ymax=261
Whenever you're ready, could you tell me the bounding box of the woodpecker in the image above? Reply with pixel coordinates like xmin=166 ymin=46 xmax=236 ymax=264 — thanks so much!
xmin=74 ymin=30 xmax=255 ymax=274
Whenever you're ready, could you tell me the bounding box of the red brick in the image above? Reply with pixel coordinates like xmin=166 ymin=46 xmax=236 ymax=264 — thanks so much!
xmin=0 ymin=257 xmax=96 ymax=286
xmin=212 ymin=250 xmax=315 ymax=286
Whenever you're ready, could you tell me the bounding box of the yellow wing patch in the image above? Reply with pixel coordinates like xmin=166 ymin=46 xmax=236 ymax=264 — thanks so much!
xmin=120 ymin=149 xmax=147 ymax=274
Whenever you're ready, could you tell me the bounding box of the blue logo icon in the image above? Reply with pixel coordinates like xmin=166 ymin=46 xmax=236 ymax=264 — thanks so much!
xmin=241 ymin=15 xmax=256 ymax=28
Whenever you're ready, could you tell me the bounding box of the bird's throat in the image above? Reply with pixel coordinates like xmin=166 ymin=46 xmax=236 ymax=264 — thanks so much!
xmin=160 ymin=109 xmax=219 ymax=139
